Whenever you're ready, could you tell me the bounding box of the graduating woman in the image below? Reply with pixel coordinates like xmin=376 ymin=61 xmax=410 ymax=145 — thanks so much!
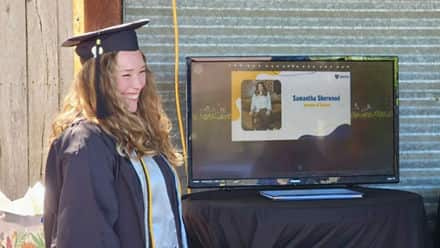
xmin=249 ymin=81 xmax=272 ymax=130
xmin=43 ymin=19 xmax=188 ymax=248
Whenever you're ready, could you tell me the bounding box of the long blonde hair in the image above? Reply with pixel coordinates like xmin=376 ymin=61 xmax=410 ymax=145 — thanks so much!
xmin=50 ymin=51 xmax=181 ymax=166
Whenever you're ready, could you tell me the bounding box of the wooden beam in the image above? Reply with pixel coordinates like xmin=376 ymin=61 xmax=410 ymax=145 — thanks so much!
xmin=84 ymin=0 xmax=122 ymax=31
xmin=73 ymin=0 xmax=122 ymax=73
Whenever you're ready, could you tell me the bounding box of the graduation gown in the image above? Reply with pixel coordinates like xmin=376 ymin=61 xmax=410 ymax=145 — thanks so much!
xmin=43 ymin=120 xmax=186 ymax=248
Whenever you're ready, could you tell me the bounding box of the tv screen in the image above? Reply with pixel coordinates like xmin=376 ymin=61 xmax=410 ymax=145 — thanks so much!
xmin=186 ymin=56 xmax=399 ymax=189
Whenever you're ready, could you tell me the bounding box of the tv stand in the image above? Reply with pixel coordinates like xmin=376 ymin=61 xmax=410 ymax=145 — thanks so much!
xmin=182 ymin=188 xmax=431 ymax=248
xmin=259 ymin=187 xmax=363 ymax=200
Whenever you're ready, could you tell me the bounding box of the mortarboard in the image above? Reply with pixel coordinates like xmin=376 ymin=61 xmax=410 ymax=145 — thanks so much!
xmin=62 ymin=19 xmax=150 ymax=118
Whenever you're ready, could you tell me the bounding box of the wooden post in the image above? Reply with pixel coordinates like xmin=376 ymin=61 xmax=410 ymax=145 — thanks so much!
xmin=58 ymin=0 xmax=74 ymax=99
xmin=84 ymin=0 xmax=122 ymax=31
xmin=0 ymin=1 xmax=29 ymax=198
xmin=27 ymin=0 xmax=64 ymax=189
xmin=73 ymin=0 xmax=122 ymax=73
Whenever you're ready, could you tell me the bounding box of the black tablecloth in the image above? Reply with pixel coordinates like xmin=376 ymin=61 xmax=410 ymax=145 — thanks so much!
xmin=182 ymin=187 xmax=432 ymax=248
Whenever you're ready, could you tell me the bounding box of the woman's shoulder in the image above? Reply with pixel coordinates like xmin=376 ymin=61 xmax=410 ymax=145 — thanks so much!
xmin=62 ymin=119 xmax=105 ymax=139
xmin=53 ymin=119 xmax=115 ymax=154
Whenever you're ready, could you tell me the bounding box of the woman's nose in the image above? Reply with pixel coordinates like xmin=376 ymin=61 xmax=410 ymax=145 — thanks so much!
xmin=132 ymin=75 xmax=145 ymax=89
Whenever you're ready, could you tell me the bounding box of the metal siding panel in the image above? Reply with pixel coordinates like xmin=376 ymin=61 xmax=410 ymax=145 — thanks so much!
xmin=124 ymin=0 xmax=440 ymax=228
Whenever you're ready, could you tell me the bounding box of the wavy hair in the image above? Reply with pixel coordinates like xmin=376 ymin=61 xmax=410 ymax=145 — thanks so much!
xmin=50 ymin=51 xmax=181 ymax=166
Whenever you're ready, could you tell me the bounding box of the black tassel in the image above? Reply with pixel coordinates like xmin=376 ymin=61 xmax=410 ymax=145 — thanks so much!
xmin=94 ymin=38 xmax=110 ymax=119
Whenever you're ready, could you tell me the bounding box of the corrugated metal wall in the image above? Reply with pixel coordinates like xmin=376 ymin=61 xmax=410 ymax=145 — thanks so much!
xmin=124 ymin=0 xmax=440 ymax=227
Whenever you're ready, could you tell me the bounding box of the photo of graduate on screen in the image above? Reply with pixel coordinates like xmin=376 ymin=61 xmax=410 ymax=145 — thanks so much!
xmin=241 ymin=80 xmax=282 ymax=131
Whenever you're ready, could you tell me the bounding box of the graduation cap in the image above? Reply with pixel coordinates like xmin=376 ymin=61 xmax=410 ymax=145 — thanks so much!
xmin=62 ymin=19 xmax=150 ymax=118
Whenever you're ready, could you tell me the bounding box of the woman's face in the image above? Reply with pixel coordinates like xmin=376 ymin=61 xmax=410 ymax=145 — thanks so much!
xmin=115 ymin=50 xmax=146 ymax=112
xmin=257 ymin=83 xmax=264 ymax=92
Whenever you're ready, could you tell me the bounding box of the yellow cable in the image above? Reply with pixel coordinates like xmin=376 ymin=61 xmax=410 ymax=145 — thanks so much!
xmin=171 ymin=0 xmax=190 ymax=193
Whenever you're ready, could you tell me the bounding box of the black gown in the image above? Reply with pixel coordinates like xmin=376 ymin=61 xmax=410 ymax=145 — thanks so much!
xmin=43 ymin=120 xmax=186 ymax=248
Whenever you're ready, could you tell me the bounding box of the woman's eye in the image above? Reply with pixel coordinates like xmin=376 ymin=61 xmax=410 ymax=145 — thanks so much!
xmin=122 ymin=74 xmax=131 ymax=78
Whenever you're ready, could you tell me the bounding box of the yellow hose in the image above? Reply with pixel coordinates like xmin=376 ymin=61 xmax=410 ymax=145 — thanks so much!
xmin=171 ymin=0 xmax=190 ymax=193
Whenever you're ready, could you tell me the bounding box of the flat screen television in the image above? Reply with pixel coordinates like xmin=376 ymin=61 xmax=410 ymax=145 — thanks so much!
xmin=186 ymin=56 xmax=399 ymax=189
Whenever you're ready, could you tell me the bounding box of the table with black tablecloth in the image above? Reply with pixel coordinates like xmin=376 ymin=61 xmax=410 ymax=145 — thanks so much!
xmin=182 ymin=187 xmax=432 ymax=248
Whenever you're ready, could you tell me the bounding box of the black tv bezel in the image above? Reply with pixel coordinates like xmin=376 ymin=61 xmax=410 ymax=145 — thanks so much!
xmin=186 ymin=56 xmax=399 ymax=189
